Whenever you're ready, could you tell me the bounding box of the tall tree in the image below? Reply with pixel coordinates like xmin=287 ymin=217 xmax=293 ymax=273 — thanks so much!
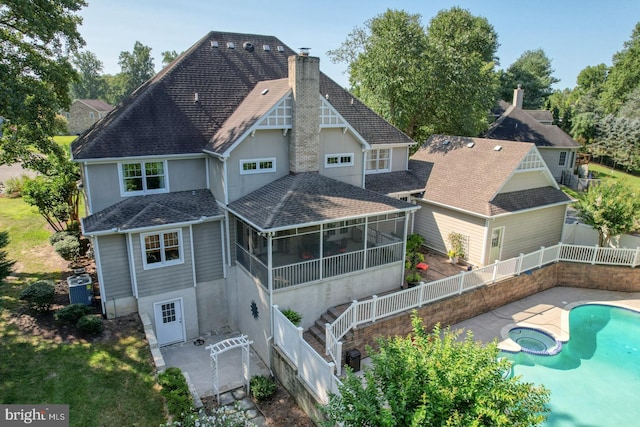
xmin=328 ymin=8 xmax=499 ymax=144
xmin=117 ymin=41 xmax=155 ymax=101
xmin=0 ymin=0 xmax=86 ymax=173
xmin=574 ymin=181 xmax=640 ymax=246
xmin=323 ymin=313 xmax=550 ymax=426
xmin=161 ymin=50 xmax=179 ymax=68
xmin=499 ymin=49 xmax=559 ymax=109
xmin=600 ymin=22 xmax=640 ymax=114
xmin=71 ymin=50 xmax=107 ymax=100
xmin=0 ymin=231 xmax=16 ymax=283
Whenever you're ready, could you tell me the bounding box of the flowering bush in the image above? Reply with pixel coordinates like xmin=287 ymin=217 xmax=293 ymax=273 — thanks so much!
xmin=163 ymin=405 xmax=254 ymax=427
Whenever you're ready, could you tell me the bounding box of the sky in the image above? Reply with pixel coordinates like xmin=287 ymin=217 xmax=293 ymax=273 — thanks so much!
xmin=78 ymin=0 xmax=640 ymax=90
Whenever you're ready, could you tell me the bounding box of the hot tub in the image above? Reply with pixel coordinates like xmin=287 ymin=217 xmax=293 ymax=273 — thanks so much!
xmin=508 ymin=327 xmax=562 ymax=356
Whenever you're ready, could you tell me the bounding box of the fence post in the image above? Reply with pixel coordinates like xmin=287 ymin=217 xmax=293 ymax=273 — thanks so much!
xmin=492 ymin=260 xmax=499 ymax=283
xmin=458 ymin=272 xmax=464 ymax=294
xmin=371 ymin=295 xmax=378 ymax=323
xmin=538 ymin=246 xmax=545 ymax=268
xmin=592 ymin=244 xmax=598 ymax=265
xmin=325 ymin=323 xmax=331 ymax=356
xmin=634 ymin=247 xmax=640 ymax=268
xmin=516 ymin=253 xmax=524 ymax=275
xmin=418 ymin=281 xmax=425 ymax=307
xmin=557 ymin=242 xmax=563 ymax=262
xmin=352 ymin=300 xmax=358 ymax=329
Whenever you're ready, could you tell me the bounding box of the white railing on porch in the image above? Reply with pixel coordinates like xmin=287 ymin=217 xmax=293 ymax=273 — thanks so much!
xmin=327 ymin=243 xmax=640 ymax=375
xmin=272 ymin=305 xmax=341 ymax=405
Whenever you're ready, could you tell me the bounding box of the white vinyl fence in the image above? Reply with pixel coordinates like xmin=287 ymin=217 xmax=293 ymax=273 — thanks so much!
xmin=562 ymin=222 xmax=640 ymax=248
xmin=327 ymin=243 xmax=640 ymax=375
xmin=272 ymin=305 xmax=341 ymax=405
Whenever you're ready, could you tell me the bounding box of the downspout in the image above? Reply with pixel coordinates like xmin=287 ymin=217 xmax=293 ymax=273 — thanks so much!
xmin=480 ymin=219 xmax=490 ymax=266
xmin=92 ymin=236 xmax=107 ymax=315
xmin=361 ymin=150 xmax=367 ymax=188
xmin=267 ymin=232 xmax=274 ymax=372
xmin=82 ymin=162 xmax=93 ymax=214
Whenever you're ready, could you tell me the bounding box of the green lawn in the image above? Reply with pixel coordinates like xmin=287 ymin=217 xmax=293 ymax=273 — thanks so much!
xmin=589 ymin=163 xmax=640 ymax=192
xmin=0 ymin=196 xmax=165 ymax=426
xmin=53 ymin=135 xmax=77 ymax=153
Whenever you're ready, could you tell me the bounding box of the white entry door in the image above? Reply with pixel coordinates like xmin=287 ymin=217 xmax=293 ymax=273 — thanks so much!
xmin=154 ymin=299 xmax=185 ymax=346
xmin=489 ymin=227 xmax=504 ymax=264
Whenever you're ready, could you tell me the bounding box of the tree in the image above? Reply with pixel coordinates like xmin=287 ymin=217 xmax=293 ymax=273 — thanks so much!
xmin=600 ymin=22 xmax=640 ymax=114
xmin=0 ymin=231 xmax=16 ymax=283
xmin=0 ymin=0 xmax=86 ymax=174
xmin=118 ymin=41 xmax=155 ymax=100
xmin=323 ymin=313 xmax=550 ymax=426
xmin=71 ymin=50 xmax=108 ymax=100
xmin=328 ymin=8 xmax=499 ymax=144
xmin=161 ymin=50 xmax=179 ymax=68
xmin=499 ymin=49 xmax=559 ymax=109
xmin=574 ymin=181 xmax=640 ymax=246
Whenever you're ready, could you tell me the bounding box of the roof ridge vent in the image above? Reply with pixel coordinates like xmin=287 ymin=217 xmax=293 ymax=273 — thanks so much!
xmin=227 ymin=42 xmax=235 ymax=49
xmin=243 ymin=42 xmax=254 ymax=52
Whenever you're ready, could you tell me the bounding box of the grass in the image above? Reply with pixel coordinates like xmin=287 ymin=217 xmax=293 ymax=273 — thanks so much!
xmin=53 ymin=135 xmax=77 ymax=153
xmin=589 ymin=163 xmax=640 ymax=193
xmin=0 ymin=195 xmax=166 ymax=426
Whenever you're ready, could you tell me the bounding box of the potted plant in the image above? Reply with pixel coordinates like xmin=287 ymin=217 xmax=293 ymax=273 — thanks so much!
xmin=447 ymin=232 xmax=465 ymax=264
xmin=405 ymin=234 xmax=425 ymax=287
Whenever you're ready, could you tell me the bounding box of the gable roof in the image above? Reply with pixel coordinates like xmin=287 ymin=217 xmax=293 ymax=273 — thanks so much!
xmin=523 ymin=109 xmax=553 ymax=124
xmin=74 ymin=99 xmax=114 ymax=112
xmin=71 ymin=31 xmax=413 ymax=161
xmin=82 ymin=190 xmax=222 ymax=235
xmin=410 ymin=135 xmax=569 ymax=217
xmin=484 ymin=100 xmax=579 ymax=148
xmin=365 ymin=160 xmax=432 ymax=195
xmin=228 ymin=172 xmax=417 ymax=231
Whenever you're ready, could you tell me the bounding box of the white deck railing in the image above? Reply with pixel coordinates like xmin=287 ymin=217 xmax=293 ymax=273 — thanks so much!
xmin=272 ymin=306 xmax=341 ymax=404
xmin=327 ymin=243 xmax=640 ymax=375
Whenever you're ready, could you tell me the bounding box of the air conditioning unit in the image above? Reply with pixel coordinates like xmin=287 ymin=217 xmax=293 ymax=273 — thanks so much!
xmin=67 ymin=273 xmax=93 ymax=305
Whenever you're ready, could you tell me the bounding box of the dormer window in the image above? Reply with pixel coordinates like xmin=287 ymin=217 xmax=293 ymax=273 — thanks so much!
xmin=120 ymin=160 xmax=168 ymax=195
xmin=365 ymin=149 xmax=391 ymax=173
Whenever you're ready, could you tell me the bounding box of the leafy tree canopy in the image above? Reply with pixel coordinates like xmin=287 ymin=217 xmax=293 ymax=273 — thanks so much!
xmin=600 ymin=22 xmax=640 ymax=114
xmin=0 ymin=0 xmax=86 ymax=173
xmin=328 ymin=8 xmax=499 ymax=144
xmin=499 ymin=49 xmax=559 ymax=109
xmin=71 ymin=50 xmax=108 ymax=100
xmin=118 ymin=41 xmax=155 ymax=100
xmin=323 ymin=312 xmax=550 ymax=426
xmin=161 ymin=50 xmax=179 ymax=68
xmin=575 ymin=181 xmax=640 ymax=246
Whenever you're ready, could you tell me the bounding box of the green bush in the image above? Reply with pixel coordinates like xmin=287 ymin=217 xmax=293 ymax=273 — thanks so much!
xmin=19 ymin=280 xmax=55 ymax=312
xmin=53 ymin=235 xmax=80 ymax=262
xmin=55 ymin=303 xmax=91 ymax=324
xmin=76 ymin=315 xmax=103 ymax=335
xmin=49 ymin=230 xmax=76 ymax=246
xmin=281 ymin=308 xmax=302 ymax=326
xmin=250 ymin=375 xmax=277 ymax=401
xmin=163 ymin=406 xmax=251 ymax=427
xmin=158 ymin=367 xmax=193 ymax=421
xmin=3 ymin=174 xmax=31 ymax=197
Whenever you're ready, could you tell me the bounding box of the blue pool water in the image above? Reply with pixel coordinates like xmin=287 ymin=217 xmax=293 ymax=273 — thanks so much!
xmin=501 ymin=304 xmax=640 ymax=427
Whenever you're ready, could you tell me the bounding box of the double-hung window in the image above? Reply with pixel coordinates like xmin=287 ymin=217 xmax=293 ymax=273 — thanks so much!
xmin=366 ymin=149 xmax=391 ymax=173
xmin=142 ymin=230 xmax=182 ymax=268
xmin=120 ymin=161 xmax=167 ymax=195
xmin=558 ymin=151 xmax=567 ymax=167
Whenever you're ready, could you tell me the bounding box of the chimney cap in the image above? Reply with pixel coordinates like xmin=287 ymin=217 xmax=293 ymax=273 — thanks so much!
xmin=299 ymin=47 xmax=311 ymax=56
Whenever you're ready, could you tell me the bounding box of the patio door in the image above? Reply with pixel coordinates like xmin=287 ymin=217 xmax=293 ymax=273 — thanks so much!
xmin=489 ymin=226 xmax=504 ymax=264
xmin=154 ymin=298 xmax=185 ymax=346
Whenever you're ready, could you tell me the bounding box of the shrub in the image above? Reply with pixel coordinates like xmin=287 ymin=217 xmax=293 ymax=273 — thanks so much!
xmin=19 ymin=280 xmax=55 ymax=312
xmin=53 ymin=235 xmax=80 ymax=262
xmin=163 ymin=406 xmax=252 ymax=427
xmin=281 ymin=308 xmax=302 ymax=326
xmin=0 ymin=231 xmax=16 ymax=283
xmin=49 ymin=230 xmax=76 ymax=246
xmin=158 ymin=367 xmax=193 ymax=420
xmin=55 ymin=303 xmax=91 ymax=324
xmin=250 ymin=375 xmax=276 ymax=401
xmin=3 ymin=174 xmax=31 ymax=197
xmin=76 ymin=315 xmax=103 ymax=335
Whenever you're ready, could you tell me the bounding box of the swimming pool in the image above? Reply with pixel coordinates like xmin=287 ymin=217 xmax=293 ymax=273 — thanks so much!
xmin=501 ymin=304 xmax=640 ymax=427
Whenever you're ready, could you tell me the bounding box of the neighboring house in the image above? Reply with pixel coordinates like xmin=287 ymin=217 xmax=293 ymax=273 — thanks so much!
xmin=484 ymin=87 xmax=580 ymax=183
xmin=389 ymin=135 xmax=572 ymax=267
xmin=71 ymin=32 xmax=419 ymax=360
xmin=65 ymin=99 xmax=114 ymax=135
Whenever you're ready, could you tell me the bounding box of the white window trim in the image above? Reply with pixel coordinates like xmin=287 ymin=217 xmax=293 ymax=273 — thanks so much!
xmin=118 ymin=160 xmax=169 ymax=196
xmin=365 ymin=148 xmax=392 ymax=174
xmin=324 ymin=153 xmax=354 ymax=168
xmin=239 ymin=157 xmax=276 ymax=175
xmin=141 ymin=229 xmax=184 ymax=270
xmin=558 ymin=151 xmax=567 ymax=167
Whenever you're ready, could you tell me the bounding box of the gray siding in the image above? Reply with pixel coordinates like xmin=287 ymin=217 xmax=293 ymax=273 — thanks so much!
xmin=391 ymin=146 xmax=408 ymax=171
xmin=319 ymin=128 xmax=363 ymax=187
xmin=193 ymin=221 xmax=224 ymax=282
xmin=167 ymin=158 xmax=207 ymax=192
xmin=97 ymin=234 xmax=133 ymax=300
xmin=539 ymin=148 xmax=576 ymax=181
xmin=500 ymin=170 xmax=550 ymax=193
xmin=208 ymin=157 xmax=226 ymax=203
xmin=132 ymin=228 xmax=195 ymax=297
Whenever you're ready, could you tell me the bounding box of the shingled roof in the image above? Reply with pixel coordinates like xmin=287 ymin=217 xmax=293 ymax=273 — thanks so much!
xmin=82 ymin=190 xmax=222 ymax=234
xmin=410 ymin=135 xmax=570 ymax=217
xmin=484 ymin=101 xmax=579 ymax=148
xmin=228 ymin=172 xmax=417 ymax=231
xmin=71 ymin=31 xmax=413 ymax=161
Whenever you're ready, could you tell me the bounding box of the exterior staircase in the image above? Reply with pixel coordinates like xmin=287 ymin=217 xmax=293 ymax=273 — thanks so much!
xmin=303 ymin=303 xmax=353 ymax=363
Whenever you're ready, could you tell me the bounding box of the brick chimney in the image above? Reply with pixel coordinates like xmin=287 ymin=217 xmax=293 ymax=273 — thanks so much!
xmin=513 ymin=84 xmax=524 ymax=109
xmin=288 ymin=50 xmax=320 ymax=173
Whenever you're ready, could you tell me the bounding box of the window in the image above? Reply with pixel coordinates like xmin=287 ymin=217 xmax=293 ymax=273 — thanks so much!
xmin=142 ymin=230 xmax=182 ymax=268
xmin=559 ymin=151 xmax=567 ymax=167
xmin=240 ymin=158 xmax=276 ymax=174
xmin=89 ymin=112 xmax=95 ymax=119
xmin=325 ymin=153 xmax=353 ymax=168
xmin=366 ymin=149 xmax=391 ymax=173
xmin=120 ymin=161 xmax=167 ymax=195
